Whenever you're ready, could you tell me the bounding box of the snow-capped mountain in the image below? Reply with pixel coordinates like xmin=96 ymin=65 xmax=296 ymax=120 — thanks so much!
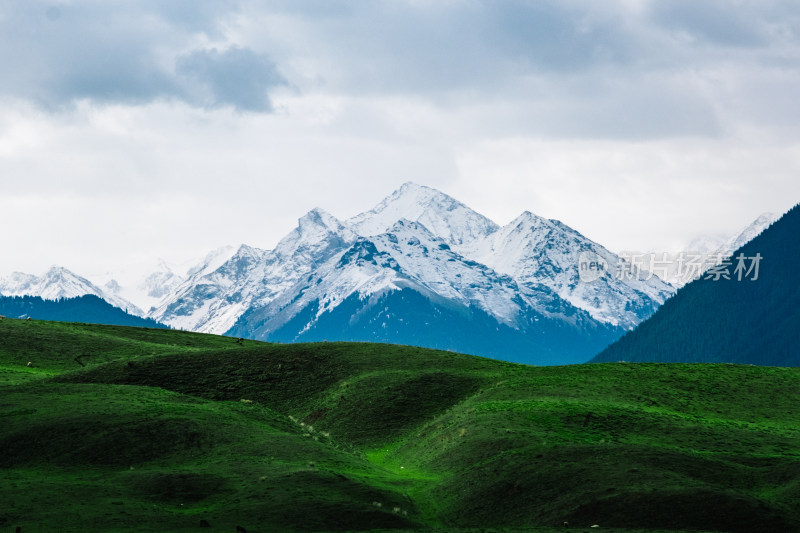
xmin=140 ymin=263 xmax=185 ymax=300
xmin=2 ymin=183 xmax=780 ymax=365
xmin=642 ymin=212 xmax=779 ymax=288
xmin=229 ymin=218 xmax=619 ymax=364
xmin=149 ymin=208 xmax=358 ymax=334
xmin=149 ymin=244 xmax=268 ymax=333
xmin=685 ymin=234 xmax=727 ymax=255
xmin=682 ymin=212 xmax=776 ymax=260
xmin=240 ymin=218 xmax=526 ymax=331
xmin=0 ymin=266 xmax=142 ymax=315
xmin=461 ymin=211 xmax=674 ymax=329
xmin=83 ymin=253 xmax=208 ymax=314
xmin=349 ymin=182 xmax=499 ymax=246
xmin=184 ymin=246 xmax=238 ymax=279
xmin=145 ymin=182 xmax=679 ymax=363
xmin=715 ymin=212 xmax=777 ymax=258
xmin=348 ymin=184 xmax=673 ymax=329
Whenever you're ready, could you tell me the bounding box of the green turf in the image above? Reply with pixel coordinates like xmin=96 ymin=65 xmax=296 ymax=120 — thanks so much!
xmin=1 ymin=317 xmax=799 ymax=532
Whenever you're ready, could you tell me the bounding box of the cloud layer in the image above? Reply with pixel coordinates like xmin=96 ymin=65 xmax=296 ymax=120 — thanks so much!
xmin=2 ymin=1 xmax=798 ymax=125
xmin=0 ymin=1 xmax=285 ymax=111
xmin=1 ymin=1 xmax=799 ymax=278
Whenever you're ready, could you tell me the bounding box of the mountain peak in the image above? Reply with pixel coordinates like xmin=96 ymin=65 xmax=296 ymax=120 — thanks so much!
xmin=143 ymin=181 xmax=682 ymax=363
xmin=511 ymin=210 xmax=548 ymax=227
xmin=753 ymin=212 xmax=776 ymax=224
xmin=348 ymin=183 xmax=499 ymax=246
xmin=509 ymin=211 xmax=578 ymax=234
xmin=298 ymin=207 xmax=341 ymax=232
xmin=392 ymin=182 xmax=450 ymax=205
xmin=397 ymin=181 xmax=429 ymax=193
xmin=45 ymin=265 xmax=70 ymax=276
xmin=716 ymin=211 xmax=780 ymax=258
xmin=272 ymin=207 xmax=356 ymax=262
xmin=233 ymin=244 xmax=265 ymax=260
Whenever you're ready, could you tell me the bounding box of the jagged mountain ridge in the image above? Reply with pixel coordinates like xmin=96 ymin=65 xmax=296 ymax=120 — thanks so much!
xmin=149 ymin=208 xmax=358 ymax=334
xmin=0 ymin=266 xmax=143 ymax=316
xmin=152 ymin=183 xmax=673 ymax=334
xmin=3 ymin=186 xmax=774 ymax=341
xmin=228 ymin=218 xmax=619 ymax=364
xmin=1 ymin=184 xmax=782 ymax=364
xmin=233 ymin=218 xmax=530 ymax=334
xmin=146 ymin=183 xmax=676 ymax=364
xmin=460 ymin=211 xmax=672 ymax=328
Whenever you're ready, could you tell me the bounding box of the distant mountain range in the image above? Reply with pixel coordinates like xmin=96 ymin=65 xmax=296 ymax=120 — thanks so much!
xmin=0 ymin=183 xmax=779 ymax=364
xmin=148 ymin=183 xmax=674 ymax=364
xmin=0 ymin=294 xmax=166 ymax=329
xmin=0 ymin=267 xmax=143 ymax=315
xmin=591 ymin=203 xmax=799 ymax=366
xmin=625 ymin=212 xmax=778 ymax=288
xmin=686 ymin=212 xmax=778 ymax=257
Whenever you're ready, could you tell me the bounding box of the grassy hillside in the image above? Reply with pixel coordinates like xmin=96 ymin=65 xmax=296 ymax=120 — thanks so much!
xmin=2 ymin=318 xmax=800 ymax=532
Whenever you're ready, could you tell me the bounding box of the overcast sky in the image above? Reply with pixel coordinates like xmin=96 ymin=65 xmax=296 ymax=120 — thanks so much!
xmin=1 ymin=0 xmax=799 ymax=282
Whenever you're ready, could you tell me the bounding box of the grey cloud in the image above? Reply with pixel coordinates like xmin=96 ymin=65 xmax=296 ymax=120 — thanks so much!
xmin=262 ymin=1 xmax=800 ymax=87
xmin=151 ymin=0 xmax=241 ymax=35
xmin=3 ymin=1 xmax=800 ymax=139
xmin=0 ymin=1 xmax=284 ymax=112
xmin=176 ymin=47 xmax=287 ymax=112
xmin=279 ymin=1 xmax=640 ymax=94
xmin=647 ymin=0 xmax=768 ymax=47
xmin=451 ymin=70 xmax=723 ymax=141
xmin=258 ymin=1 xmax=800 ymax=139
xmin=480 ymin=1 xmax=637 ymax=70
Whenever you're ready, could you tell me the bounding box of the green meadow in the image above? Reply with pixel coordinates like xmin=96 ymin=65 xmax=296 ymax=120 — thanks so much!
xmin=1 ymin=318 xmax=799 ymax=532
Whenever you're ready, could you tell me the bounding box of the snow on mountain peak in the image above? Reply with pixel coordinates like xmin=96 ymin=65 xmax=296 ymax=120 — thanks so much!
xmin=0 ymin=265 xmax=143 ymax=315
xmin=186 ymin=245 xmax=238 ymax=278
xmin=506 ymin=210 xmax=552 ymax=232
xmin=251 ymin=216 xmax=528 ymax=334
xmin=515 ymin=210 xmax=538 ymax=221
xmin=276 ymin=208 xmax=357 ymax=261
xmin=140 ymin=268 xmax=183 ymax=300
xmin=348 ymin=182 xmax=499 ymax=246
xmin=463 ymin=211 xmax=674 ymax=329
xmin=754 ymin=212 xmax=777 ymax=225
xmin=104 ymin=279 xmax=122 ymax=294
xmin=683 ymin=212 xmax=777 ymax=258
xmin=686 ymin=234 xmax=727 ymax=255
xmin=387 ymin=217 xmax=436 ymax=236
xmin=298 ymin=207 xmax=346 ymax=234
xmin=718 ymin=212 xmax=777 ymax=256
xmin=148 ymin=209 xmax=359 ymax=335
xmin=233 ymin=244 xmax=263 ymax=260
xmin=144 ymin=183 xmax=679 ymax=338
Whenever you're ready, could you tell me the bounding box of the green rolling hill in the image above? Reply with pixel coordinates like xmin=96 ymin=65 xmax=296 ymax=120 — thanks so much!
xmin=2 ymin=318 xmax=800 ymax=532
